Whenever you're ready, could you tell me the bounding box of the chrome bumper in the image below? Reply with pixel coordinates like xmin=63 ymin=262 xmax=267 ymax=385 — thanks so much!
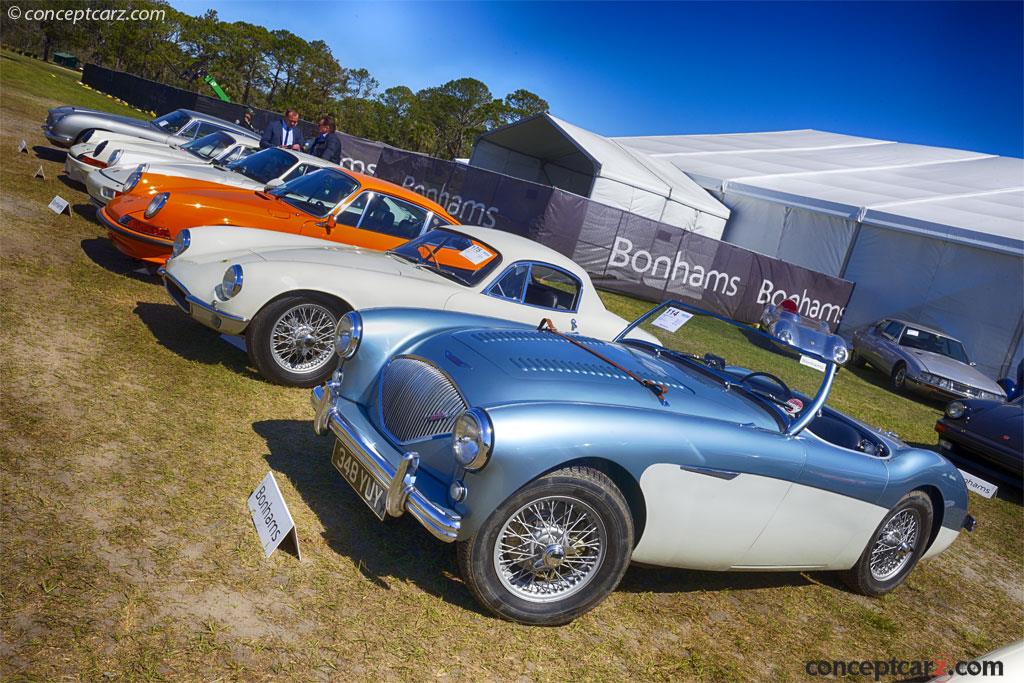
xmin=42 ymin=125 xmax=73 ymax=147
xmin=311 ymin=382 xmax=461 ymax=542
xmin=158 ymin=268 xmax=249 ymax=334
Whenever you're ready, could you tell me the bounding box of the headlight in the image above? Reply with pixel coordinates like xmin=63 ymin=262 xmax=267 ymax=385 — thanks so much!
xmin=93 ymin=140 xmax=108 ymax=157
xmin=171 ymin=229 xmax=190 ymax=259
xmin=775 ymin=328 xmax=794 ymax=346
xmin=334 ymin=311 xmax=362 ymax=359
xmin=946 ymin=401 xmax=966 ymax=419
xmin=144 ymin=192 xmax=169 ymax=219
xmin=832 ymin=344 xmax=849 ymax=365
xmin=122 ymin=164 xmax=146 ymax=193
xmin=108 ymin=149 xmax=123 ymax=166
xmin=220 ymin=264 xmax=243 ymax=299
xmin=452 ymin=408 xmax=493 ymax=471
xmin=81 ymin=130 xmax=94 ymax=143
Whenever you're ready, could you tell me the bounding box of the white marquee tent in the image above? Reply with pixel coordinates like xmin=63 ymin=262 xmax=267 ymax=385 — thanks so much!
xmin=473 ymin=123 xmax=1024 ymax=378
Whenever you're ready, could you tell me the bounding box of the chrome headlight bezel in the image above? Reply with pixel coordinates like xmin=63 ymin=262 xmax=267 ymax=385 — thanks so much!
xmin=334 ymin=311 xmax=363 ymax=359
xmin=832 ymin=343 xmax=849 ymax=365
xmin=122 ymin=164 xmax=146 ymax=193
xmin=144 ymin=192 xmax=169 ymax=219
xmin=108 ymin=149 xmax=123 ymax=166
xmin=452 ymin=408 xmax=494 ymax=472
xmin=945 ymin=401 xmax=967 ymax=419
xmin=171 ymin=229 xmax=190 ymax=259
xmin=220 ymin=264 xmax=243 ymax=299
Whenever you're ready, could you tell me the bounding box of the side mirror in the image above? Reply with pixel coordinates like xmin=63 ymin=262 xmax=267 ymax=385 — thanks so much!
xmin=263 ymin=178 xmax=284 ymax=191
xmin=317 ymin=213 xmax=337 ymax=232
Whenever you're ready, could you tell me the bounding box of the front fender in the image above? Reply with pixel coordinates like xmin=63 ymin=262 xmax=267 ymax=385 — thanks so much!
xmin=883 ymin=447 xmax=969 ymax=532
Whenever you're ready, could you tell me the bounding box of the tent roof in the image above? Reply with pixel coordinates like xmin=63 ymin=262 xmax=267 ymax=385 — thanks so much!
xmin=615 ymin=129 xmax=1024 ymax=255
xmin=477 ymin=114 xmax=731 ymax=219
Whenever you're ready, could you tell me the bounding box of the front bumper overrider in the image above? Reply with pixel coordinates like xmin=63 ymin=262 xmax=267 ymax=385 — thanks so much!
xmin=311 ymin=381 xmax=461 ymax=542
xmin=158 ymin=267 xmax=249 ymax=335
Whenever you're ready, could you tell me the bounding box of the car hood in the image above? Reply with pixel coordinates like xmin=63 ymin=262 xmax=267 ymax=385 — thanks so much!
xmin=960 ymin=400 xmax=1023 ymax=450
xmin=62 ymin=108 xmax=155 ymax=129
xmin=159 ymin=185 xmax=301 ymax=220
xmin=105 ymin=163 xmax=251 ymax=187
xmin=416 ymin=329 xmax=780 ymax=430
xmin=908 ymin=350 xmax=1002 ymax=391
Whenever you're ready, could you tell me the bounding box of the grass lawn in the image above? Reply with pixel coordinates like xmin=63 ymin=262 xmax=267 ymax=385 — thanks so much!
xmin=1 ymin=49 xmax=1021 ymax=681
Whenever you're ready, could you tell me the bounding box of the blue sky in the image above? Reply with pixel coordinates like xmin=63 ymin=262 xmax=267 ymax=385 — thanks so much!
xmin=171 ymin=1 xmax=1024 ymax=157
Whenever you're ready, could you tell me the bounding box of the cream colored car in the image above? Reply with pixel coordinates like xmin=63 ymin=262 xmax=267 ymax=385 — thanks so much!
xmin=161 ymin=224 xmax=641 ymax=386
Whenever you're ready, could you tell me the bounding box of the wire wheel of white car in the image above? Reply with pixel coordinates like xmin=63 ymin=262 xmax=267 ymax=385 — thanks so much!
xmin=842 ymin=491 xmax=933 ymax=597
xmin=247 ymin=294 xmax=347 ymax=387
xmin=457 ymin=465 xmax=633 ymax=625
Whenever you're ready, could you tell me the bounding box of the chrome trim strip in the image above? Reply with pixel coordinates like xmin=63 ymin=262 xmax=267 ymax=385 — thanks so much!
xmin=311 ymin=384 xmax=461 ymax=542
xmin=680 ymin=465 xmax=739 ymax=481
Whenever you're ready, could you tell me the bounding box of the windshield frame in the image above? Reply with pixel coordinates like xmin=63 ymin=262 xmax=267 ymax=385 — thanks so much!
xmin=616 ymin=299 xmax=839 ymax=435
xmin=226 ymin=147 xmax=300 ymax=184
xmin=151 ymin=110 xmax=191 ymax=134
xmin=268 ymin=168 xmax=361 ymax=218
xmin=181 ymin=131 xmax=234 ymax=161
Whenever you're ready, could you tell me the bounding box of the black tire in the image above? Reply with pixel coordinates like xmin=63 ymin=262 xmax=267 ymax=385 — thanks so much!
xmin=849 ymin=349 xmax=867 ymax=368
xmin=456 ymin=465 xmax=634 ymax=626
xmin=246 ymin=294 xmax=345 ymax=387
xmin=890 ymin=363 xmax=908 ymax=393
xmin=841 ymin=491 xmax=933 ymax=597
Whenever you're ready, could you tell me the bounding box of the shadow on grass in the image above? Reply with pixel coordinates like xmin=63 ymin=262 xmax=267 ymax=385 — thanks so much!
xmin=33 ymin=145 xmax=65 ymax=163
xmin=134 ymin=301 xmax=260 ymax=379
xmin=80 ymin=237 xmax=162 ymax=284
xmin=620 ymin=563 xmax=815 ymax=594
xmin=252 ymin=418 xmax=487 ymax=616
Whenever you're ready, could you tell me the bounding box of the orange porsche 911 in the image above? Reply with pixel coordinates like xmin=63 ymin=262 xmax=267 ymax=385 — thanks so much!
xmin=97 ymin=168 xmax=458 ymax=265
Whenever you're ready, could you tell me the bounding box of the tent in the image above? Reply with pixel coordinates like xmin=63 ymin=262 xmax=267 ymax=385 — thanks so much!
xmin=615 ymin=130 xmax=1023 ymax=377
xmin=471 ymin=123 xmax=1023 ymax=378
xmin=471 ymin=114 xmax=731 ymax=239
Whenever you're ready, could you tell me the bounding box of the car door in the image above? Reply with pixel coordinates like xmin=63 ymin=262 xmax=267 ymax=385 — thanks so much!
xmin=444 ymin=261 xmax=582 ymax=330
xmin=304 ymin=190 xmax=428 ymax=251
xmin=873 ymin=321 xmax=906 ymax=372
xmin=738 ymin=430 xmax=890 ymax=569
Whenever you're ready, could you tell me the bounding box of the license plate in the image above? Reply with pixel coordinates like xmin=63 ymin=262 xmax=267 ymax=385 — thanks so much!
xmin=331 ymin=441 xmax=386 ymax=520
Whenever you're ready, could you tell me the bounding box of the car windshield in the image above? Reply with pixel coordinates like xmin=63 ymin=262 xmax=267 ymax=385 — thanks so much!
xmin=618 ymin=302 xmax=843 ymax=424
xmin=388 ymin=229 xmax=502 ymax=286
xmin=268 ymin=168 xmax=359 ymax=217
xmin=181 ymin=131 xmax=234 ymax=160
xmin=152 ymin=110 xmax=190 ymax=133
xmin=227 ymin=148 xmax=298 ymax=183
xmin=899 ymin=328 xmax=969 ymax=363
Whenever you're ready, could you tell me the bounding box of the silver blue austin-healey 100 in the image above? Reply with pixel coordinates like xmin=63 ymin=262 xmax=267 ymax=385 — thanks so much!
xmin=310 ymin=300 xmax=974 ymax=625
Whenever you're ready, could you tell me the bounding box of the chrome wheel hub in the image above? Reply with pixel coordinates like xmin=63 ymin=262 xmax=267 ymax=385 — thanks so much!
xmin=493 ymin=496 xmax=605 ymax=603
xmin=270 ymin=303 xmax=336 ymax=373
xmin=869 ymin=509 xmax=919 ymax=581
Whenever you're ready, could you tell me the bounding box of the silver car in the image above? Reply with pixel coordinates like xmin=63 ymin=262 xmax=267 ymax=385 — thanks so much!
xmin=42 ymin=106 xmax=254 ymax=148
xmin=851 ymin=318 xmax=1005 ymax=401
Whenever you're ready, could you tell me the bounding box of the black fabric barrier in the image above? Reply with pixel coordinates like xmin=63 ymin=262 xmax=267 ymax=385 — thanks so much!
xmin=80 ymin=64 xmax=855 ymax=327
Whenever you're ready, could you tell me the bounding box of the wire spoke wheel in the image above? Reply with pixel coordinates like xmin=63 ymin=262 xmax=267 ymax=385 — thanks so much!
xmin=493 ymin=495 xmax=606 ymax=603
xmin=869 ymin=509 xmax=920 ymax=581
xmin=269 ymin=302 xmax=337 ymax=374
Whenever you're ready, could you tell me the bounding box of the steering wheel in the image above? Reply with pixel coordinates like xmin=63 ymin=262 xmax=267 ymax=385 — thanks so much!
xmin=736 ymin=371 xmax=793 ymax=406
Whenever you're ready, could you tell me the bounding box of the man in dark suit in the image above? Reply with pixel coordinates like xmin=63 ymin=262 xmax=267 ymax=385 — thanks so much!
xmin=260 ymin=109 xmax=304 ymax=150
xmin=308 ymin=115 xmax=342 ymax=164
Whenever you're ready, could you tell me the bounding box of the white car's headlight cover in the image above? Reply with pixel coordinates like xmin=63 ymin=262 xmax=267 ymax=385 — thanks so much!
xmin=220 ymin=264 xmax=243 ymax=299
xmin=452 ymin=408 xmax=493 ymax=471
xmin=122 ymin=164 xmax=146 ymax=193
xmin=108 ymin=149 xmax=123 ymax=166
xmin=144 ymin=192 xmax=169 ymax=219
xmin=171 ymin=229 xmax=190 ymax=259
xmin=334 ymin=311 xmax=362 ymax=359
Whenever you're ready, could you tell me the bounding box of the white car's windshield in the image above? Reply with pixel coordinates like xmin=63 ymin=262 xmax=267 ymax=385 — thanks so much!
xmin=268 ymin=169 xmax=359 ymax=217
xmin=389 ymin=229 xmax=502 ymax=286
xmin=227 ymin=148 xmax=298 ymax=184
xmin=182 ymin=132 xmax=234 ymax=160
xmin=152 ymin=110 xmax=190 ymax=133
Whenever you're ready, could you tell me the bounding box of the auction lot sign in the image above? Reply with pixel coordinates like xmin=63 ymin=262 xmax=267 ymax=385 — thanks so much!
xmin=82 ymin=65 xmax=856 ymax=328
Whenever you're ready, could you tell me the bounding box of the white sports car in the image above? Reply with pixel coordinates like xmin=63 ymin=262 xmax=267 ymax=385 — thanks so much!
xmin=84 ymin=146 xmax=336 ymax=207
xmin=160 ymin=225 xmax=643 ymax=387
xmin=65 ymin=129 xmax=259 ymax=186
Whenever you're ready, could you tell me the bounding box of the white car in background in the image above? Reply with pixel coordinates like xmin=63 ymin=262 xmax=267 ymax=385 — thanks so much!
xmin=85 ymin=146 xmax=336 ymax=207
xmin=161 ymin=224 xmax=643 ymax=387
xmin=66 ymin=129 xmax=259 ymax=186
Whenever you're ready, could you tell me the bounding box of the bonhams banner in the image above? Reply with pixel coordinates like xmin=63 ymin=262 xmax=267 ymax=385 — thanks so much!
xmin=81 ymin=64 xmax=856 ymax=327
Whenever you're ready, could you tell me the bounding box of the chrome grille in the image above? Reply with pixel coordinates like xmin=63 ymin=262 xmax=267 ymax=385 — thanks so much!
xmin=380 ymin=357 xmax=467 ymax=443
